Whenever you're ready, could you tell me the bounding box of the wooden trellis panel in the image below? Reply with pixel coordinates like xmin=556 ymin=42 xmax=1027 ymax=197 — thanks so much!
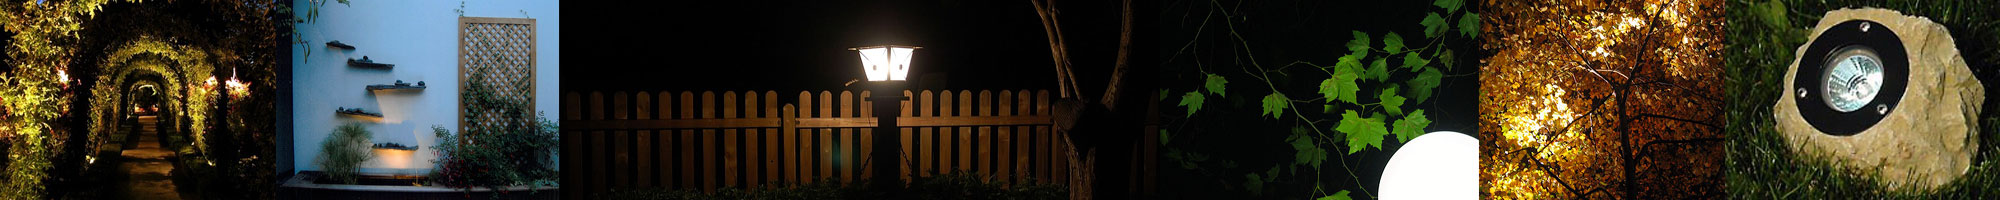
xmin=459 ymin=17 xmax=538 ymax=133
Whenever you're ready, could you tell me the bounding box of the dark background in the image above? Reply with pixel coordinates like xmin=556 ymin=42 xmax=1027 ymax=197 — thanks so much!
xmin=566 ymin=0 xmax=1145 ymax=93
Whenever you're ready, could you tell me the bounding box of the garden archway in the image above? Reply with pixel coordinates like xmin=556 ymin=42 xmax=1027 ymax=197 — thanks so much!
xmin=82 ymin=39 xmax=218 ymax=174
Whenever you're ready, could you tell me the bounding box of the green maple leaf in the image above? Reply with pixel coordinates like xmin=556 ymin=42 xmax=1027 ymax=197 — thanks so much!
xmin=1320 ymin=74 xmax=1360 ymax=104
xmin=1394 ymin=110 xmax=1432 ymax=143
xmin=1161 ymin=129 xmax=1172 ymax=145
xmin=1289 ymin=127 xmax=1327 ymax=168
xmin=1420 ymin=12 xmax=1447 ymax=38
xmin=1265 ymin=167 xmax=1280 ymax=182
xmin=1433 ymin=0 xmax=1462 ymax=12
xmin=1367 ymin=57 xmax=1390 ymax=82
xmin=1178 ymin=91 xmax=1204 ymax=117
xmin=1319 ymin=190 xmax=1352 ymax=200
xmin=1204 ymin=73 xmax=1229 ymax=97
xmin=1439 ymin=49 xmax=1456 ymax=70
xmin=1407 ymin=67 xmax=1443 ymax=104
xmin=1345 ymin=31 xmax=1370 ymax=53
xmin=1379 ymin=86 xmax=1407 ymax=116
xmin=1336 ymin=110 xmax=1387 ymax=154
xmin=1402 ymin=52 xmax=1430 ymax=71
xmin=1383 ymin=32 xmax=1405 ymax=54
xmin=1338 ymin=51 xmax=1367 ymax=66
xmin=1245 ymin=173 xmax=1265 ymax=196
xmin=1260 ymin=93 xmax=1290 ymax=119
xmin=1459 ymin=12 xmax=1481 ymax=38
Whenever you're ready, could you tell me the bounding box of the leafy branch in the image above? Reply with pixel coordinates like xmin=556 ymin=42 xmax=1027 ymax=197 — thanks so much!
xmin=1165 ymin=0 xmax=1477 ymax=199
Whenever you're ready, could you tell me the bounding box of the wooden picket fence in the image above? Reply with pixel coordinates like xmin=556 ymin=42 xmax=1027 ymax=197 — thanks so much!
xmin=564 ymin=89 xmax=1158 ymax=198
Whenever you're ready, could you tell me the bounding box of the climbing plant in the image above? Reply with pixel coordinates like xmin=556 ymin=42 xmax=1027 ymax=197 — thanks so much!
xmin=1 ymin=0 xmax=285 ymax=198
xmin=1162 ymin=0 xmax=1476 ymax=199
xmin=0 ymin=1 xmax=122 ymax=198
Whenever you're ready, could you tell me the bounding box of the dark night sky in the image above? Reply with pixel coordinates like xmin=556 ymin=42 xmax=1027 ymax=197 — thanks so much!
xmin=569 ymin=0 xmax=1140 ymax=93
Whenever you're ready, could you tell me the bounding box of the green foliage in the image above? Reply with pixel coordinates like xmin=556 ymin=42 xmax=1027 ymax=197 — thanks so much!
xmin=1366 ymin=56 xmax=1390 ymax=82
xmin=1178 ymin=91 xmax=1205 ymax=117
xmin=1205 ymin=73 xmax=1229 ymax=97
xmin=1318 ymin=190 xmax=1351 ymax=200
xmin=427 ymin=116 xmax=561 ymax=198
xmin=1420 ymin=13 xmax=1448 ymax=38
xmin=1458 ymin=12 xmax=1480 ymax=38
xmin=1377 ymin=86 xmax=1406 ymax=116
xmin=1335 ymin=111 xmax=1387 ymax=154
xmin=317 ymin=123 xmax=373 ymax=184
xmin=1432 ymin=0 xmax=1461 ymax=12
xmin=1165 ymin=0 xmax=1476 ymax=198
xmin=1382 ymin=32 xmax=1405 ymax=54
xmin=1319 ymin=70 xmax=1360 ymax=104
xmin=1392 ymin=110 xmax=1431 ymax=143
xmin=1287 ymin=127 xmax=1327 ymax=169
xmin=1400 ymin=53 xmax=1429 ymax=71
xmin=1344 ymin=31 xmax=1370 ymax=53
xmin=428 ymin=56 xmax=563 ymax=197
xmin=1407 ymin=67 xmax=1444 ymax=103
xmin=1260 ymin=93 xmax=1290 ymax=119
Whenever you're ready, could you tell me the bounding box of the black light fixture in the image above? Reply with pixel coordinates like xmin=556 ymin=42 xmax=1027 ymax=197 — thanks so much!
xmin=1790 ymin=19 xmax=1908 ymax=136
xmin=853 ymin=45 xmax=917 ymax=194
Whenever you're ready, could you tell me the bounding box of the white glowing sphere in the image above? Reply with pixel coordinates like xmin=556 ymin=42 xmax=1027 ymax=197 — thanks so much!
xmin=1379 ymin=131 xmax=1477 ymax=200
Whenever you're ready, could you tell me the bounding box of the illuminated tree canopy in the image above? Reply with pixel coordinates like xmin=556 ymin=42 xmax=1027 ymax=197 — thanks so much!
xmin=1478 ymin=0 xmax=1722 ymax=199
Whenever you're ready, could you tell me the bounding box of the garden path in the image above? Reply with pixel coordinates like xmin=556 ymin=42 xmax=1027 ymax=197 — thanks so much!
xmin=117 ymin=116 xmax=180 ymax=200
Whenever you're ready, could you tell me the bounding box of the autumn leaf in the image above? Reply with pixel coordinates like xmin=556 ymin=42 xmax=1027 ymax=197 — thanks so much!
xmin=1261 ymin=93 xmax=1290 ymax=119
xmin=1178 ymin=91 xmax=1204 ymax=117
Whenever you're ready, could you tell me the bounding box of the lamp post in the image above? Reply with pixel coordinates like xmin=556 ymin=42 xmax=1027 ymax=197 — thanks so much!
xmin=853 ymin=45 xmax=917 ymax=194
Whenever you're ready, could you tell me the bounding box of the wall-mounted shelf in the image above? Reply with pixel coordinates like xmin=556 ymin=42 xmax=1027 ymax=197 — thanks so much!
xmin=336 ymin=107 xmax=383 ymax=118
xmin=366 ymin=80 xmax=426 ymax=92
xmin=372 ymin=142 xmax=417 ymax=151
xmin=348 ymin=56 xmax=394 ymax=69
xmin=326 ymin=40 xmax=356 ymax=50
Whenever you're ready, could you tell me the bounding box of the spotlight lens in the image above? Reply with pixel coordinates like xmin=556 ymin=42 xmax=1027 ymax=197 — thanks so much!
xmin=1822 ymin=46 xmax=1884 ymax=113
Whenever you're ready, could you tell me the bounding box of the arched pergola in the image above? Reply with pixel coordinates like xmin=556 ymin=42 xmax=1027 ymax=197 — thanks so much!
xmin=82 ymin=38 xmax=219 ymax=172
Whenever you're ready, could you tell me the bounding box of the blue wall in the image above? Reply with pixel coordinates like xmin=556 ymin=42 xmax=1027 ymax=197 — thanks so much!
xmin=290 ymin=0 xmax=559 ymax=175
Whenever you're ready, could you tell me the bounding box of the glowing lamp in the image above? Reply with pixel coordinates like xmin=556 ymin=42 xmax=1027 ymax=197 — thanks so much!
xmin=851 ymin=45 xmax=919 ymax=81
xmin=1379 ymin=131 xmax=1476 ymax=200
